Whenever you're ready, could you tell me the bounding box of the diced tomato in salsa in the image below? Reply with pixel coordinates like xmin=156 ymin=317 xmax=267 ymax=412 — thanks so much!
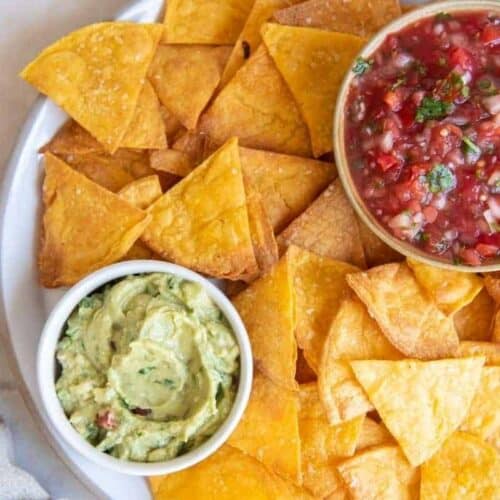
xmin=345 ymin=10 xmax=500 ymax=266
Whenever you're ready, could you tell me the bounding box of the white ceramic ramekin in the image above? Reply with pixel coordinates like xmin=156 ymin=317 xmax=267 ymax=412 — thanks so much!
xmin=37 ymin=260 xmax=253 ymax=476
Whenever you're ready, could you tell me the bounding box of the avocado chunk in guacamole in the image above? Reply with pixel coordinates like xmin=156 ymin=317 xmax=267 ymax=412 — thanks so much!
xmin=56 ymin=273 xmax=240 ymax=462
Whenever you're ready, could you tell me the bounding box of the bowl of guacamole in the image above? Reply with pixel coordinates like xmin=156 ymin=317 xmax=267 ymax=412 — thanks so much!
xmin=37 ymin=261 xmax=253 ymax=476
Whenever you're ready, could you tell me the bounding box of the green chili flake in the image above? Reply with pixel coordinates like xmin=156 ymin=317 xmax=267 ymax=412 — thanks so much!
xmin=462 ymin=136 xmax=481 ymax=155
xmin=138 ymin=366 xmax=156 ymax=375
xmin=415 ymin=97 xmax=452 ymax=123
xmin=426 ymin=164 xmax=456 ymax=193
xmin=352 ymin=57 xmax=373 ymax=76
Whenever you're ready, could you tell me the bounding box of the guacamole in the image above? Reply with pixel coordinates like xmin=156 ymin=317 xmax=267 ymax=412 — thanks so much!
xmin=56 ymin=273 xmax=240 ymax=462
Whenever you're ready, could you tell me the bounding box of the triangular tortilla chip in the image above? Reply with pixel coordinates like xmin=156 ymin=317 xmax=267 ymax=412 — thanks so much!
xmin=40 ymin=120 xmax=103 ymax=156
xmin=262 ymin=23 xmax=364 ymax=157
xmin=455 ymin=341 xmax=500 ymax=366
xmin=173 ymin=130 xmax=221 ymax=166
xmin=347 ymin=263 xmax=459 ymax=359
xmin=273 ymin=0 xmax=401 ymax=37
xmin=120 ymin=80 xmax=166 ymax=149
xmin=319 ymin=298 xmax=401 ymax=424
xmin=118 ymin=175 xmax=163 ymax=210
xmin=288 ymin=245 xmax=359 ymax=371
xmin=357 ymin=219 xmax=403 ymax=267
xmin=484 ymin=272 xmax=500 ymax=303
xmin=296 ymin=349 xmax=317 ymax=384
xmin=337 ymin=446 xmax=419 ymax=500
xmin=228 ymin=372 xmax=301 ymax=483
xmin=356 ymin=418 xmax=394 ymax=452
xmin=21 ymin=23 xmax=163 ymax=153
xmin=163 ymin=0 xmax=254 ymax=44
xmin=493 ymin=309 xmax=500 ymax=343
xmin=198 ymin=44 xmax=312 ymax=157
xmin=39 ymin=153 xmax=150 ymax=287
xmin=350 ymin=358 xmax=485 ymax=466
xmin=149 ymin=149 xmax=192 ymax=178
xmin=159 ymin=104 xmax=185 ymax=143
xmin=240 ymin=147 xmax=336 ymax=233
xmin=149 ymin=45 xmax=231 ymax=130
xmin=454 ymin=288 xmax=495 ymax=341
xmin=278 ymin=181 xmax=366 ymax=268
xmin=420 ymin=432 xmax=500 ymax=500
xmin=142 ymin=138 xmax=258 ymax=280
xmin=233 ymin=254 xmax=297 ymax=389
xmin=407 ymin=258 xmax=483 ymax=316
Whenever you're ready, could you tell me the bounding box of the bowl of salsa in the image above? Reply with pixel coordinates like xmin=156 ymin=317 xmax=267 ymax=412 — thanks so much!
xmin=334 ymin=0 xmax=500 ymax=271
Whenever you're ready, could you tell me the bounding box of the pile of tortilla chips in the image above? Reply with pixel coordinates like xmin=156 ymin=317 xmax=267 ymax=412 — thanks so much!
xmin=21 ymin=0 xmax=500 ymax=498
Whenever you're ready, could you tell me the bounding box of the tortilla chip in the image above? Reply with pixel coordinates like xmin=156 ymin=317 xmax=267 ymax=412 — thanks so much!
xmin=173 ymin=130 xmax=221 ymax=166
xmin=454 ymin=288 xmax=496 ymax=341
xmin=407 ymin=258 xmax=483 ymax=316
xmin=459 ymin=367 xmax=500 ymax=448
xmin=347 ymin=263 xmax=459 ymax=359
xmin=198 ymin=45 xmax=312 ymax=157
xmin=142 ymin=138 xmax=258 ymax=280
xmin=336 ymin=446 xmax=419 ymax=500
xmin=123 ymin=239 xmax=158 ymax=261
xmin=120 ymin=81 xmax=166 ymax=149
xmin=484 ymin=272 xmax=500 ymax=303
xmin=357 ymin=220 xmax=403 ymax=267
xmin=289 ymin=245 xmax=359 ymax=371
xmin=149 ymin=45 xmax=231 ymax=130
xmin=296 ymin=349 xmax=317 ymax=384
xmin=240 ymin=147 xmax=336 ymax=233
xmin=40 ymin=120 xmax=103 ymax=156
xmin=455 ymin=341 xmax=500 ymax=366
xmin=420 ymin=432 xmax=500 ymax=500
xmin=228 ymin=372 xmax=301 ymax=483
xmin=233 ymin=255 xmax=297 ymax=389
xmin=21 ymin=23 xmax=163 ymax=153
xmin=278 ymin=181 xmax=366 ymax=268
xmin=159 ymin=105 xmax=185 ymax=143
xmin=39 ymin=154 xmax=150 ymax=287
xmin=319 ymin=298 xmax=401 ymax=424
xmin=149 ymin=476 xmax=164 ymax=495
xmin=351 ymin=358 xmax=485 ymax=466
xmin=273 ymin=0 xmax=401 ymax=37
xmin=155 ymin=444 xmax=313 ymax=499
xmin=163 ymin=0 xmax=254 ymax=45
xmin=356 ymin=418 xmax=394 ymax=451
xmin=117 ymin=175 xmax=163 ymax=210
xmin=493 ymin=309 xmax=500 ymax=342
xmin=149 ymin=149 xmax=193 ymax=178
xmin=299 ymin=383 xmax=364 ymax=498
xmin=262 ymin=23 xmax=365 ymax=157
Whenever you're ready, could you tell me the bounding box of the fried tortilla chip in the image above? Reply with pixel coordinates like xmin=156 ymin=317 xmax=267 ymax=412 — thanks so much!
xmin=149 ymin=149 xmax=192 ymax=178
xmin=233 ymin=255 xmax=297 ymax=389
xmin=39 ymin=154 xmax=150 ymax=287
xmin=123 ymin=239 xmax=158 ymax=261
xmin=228 ymin=372 xmax=301 ymax=483
xmin=351 ymin=358 xmax=485 ymax=466
xmin=262 ymin=23 xmax=365 ymax=157
xmin=484 ymin=272 xmax=500 ymax=303
xmin=142 ymin=138 xmax=258 ymax=280
xmin=420 ymin=432 xmax=500 ymax=500
xmin=198 ymin=45 xmax=312 ymax=157
xmin=493 ymin=309 xmax=500 ymax=342
xmin=299 ymin=383 xmax=363 ymax=498
xmin=40 ymin=120 xmax=103 ymax=156
xmin=118 ymin=175 xmax=163 ymax=210
xmin=407 ymin=258 xmax=483 ymax=316
xmin=319 ymin=298 xmax=401 ymax=424
xmin=296 ymin=349 xmax=317 ymax=384
xmin=356 ymin=418 xmax=394 ymax=451
xmin=455 ymin=341 xmax=500 ymax=366
xmin=357 ymin=220 xmax=403 ymax=267
xmin=289 ymin=245 xmax=359 ymax=371
xmin=337 ymin=446 xmax=419 ymax=500
xmin=159 ymin=104 xmax=185 ymax=143
xmin=240 ymin=147 xmax=335 ymax=233
xmin=454 ymin=288 xmax=496 ymax=341
xmin=163 ymin=0 xmax=254 ymax=45
xmin=347 ymin=263 xmax=459 ymax=359
xmin=149 ymin=45 xmax=231 ymax=130
xmin=278 ymin=181 xmax=366 ymax=268
xmin=21 ymin=23 xmax=163 ymax=153
xmin=273 ymin=0 xmax=401 ymax=37
xmin=173 ymin=130 xmax=220 ymax=166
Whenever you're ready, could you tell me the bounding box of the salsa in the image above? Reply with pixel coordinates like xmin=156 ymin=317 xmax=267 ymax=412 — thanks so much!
xmin=345 ymin=10 xmax=500 ymax=266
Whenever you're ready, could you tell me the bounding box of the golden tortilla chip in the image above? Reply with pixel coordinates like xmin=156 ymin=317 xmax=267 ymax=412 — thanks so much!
xmin=455 ymin=341 xmax=500 ymax=366
xmin=149 ymin=476 xmax=163 ymax=495
xmin=198 ymin=44 xmax=311 ymax=157
xmin=356 ymin=418 xmax=394 ymax=451
xmin=454 ymin=288 xmax=496 ymax=341
xmin=347 ymin=263 xmax=459 ymax=359
xmin=142 ymin=138 xmax=258 ymax=280
xmin=163 ymin=0 xmax=254 ymax=45
xmin=159 ymin=104 xmax=185 ymax=143
xmin=357 ymin=220 xmax=403 ymax=267
xmin=40 ymin=120 xmax=103 ymax=156
xmin=173 ymin=130 xmax=220 ymax=166
xmin=493 ymin=309 xmax=500 ymax=342
xmin=21 ymin=23 xmax=163 ymax=153
xmin=228 ymin=372 xmax=301 ymax=483
xmin=336 ymin=446 xmax=420 ymax=500
xmin=240 ymin=147 xmax=336 ymax=233
xmin=120 ymin=81 xmax=166 ymax=149
xmin=233 ymin=254 xmax=297 ymax=389
xmin=273 ymin=0 xmax=401 ymax=37
xmin=319 ymin=298 xmax=401 ymax=424
xmin=149 ymin=149 xmax=192 ymax=178
xmin=296 ymin=349 xmax=317 ymax=384
xmin=39 ymin=154 xmax=150 ymax=287
xmin=289 ymin=245 xmax=359 ymax=371
xmin=407 ymin=258 xmax=483 ymax=316
xmin=484 ymin=272 xmax=500 ymax=303
xmin=262 ymin=23 xmax=365 ymax=157
xmin=149 ymin=45 xmax=231 ymax=130
xmin=123 ymin=239 xmax=158 ymax=261
xmin=420 ymin=432 xmax=500 ymax=500
xmin=278 ymin=181 xmax=366 ymax=268
xmin=117 ymin=175 xmax=163 ymax=210
xmin=351 ymin=358 xmax=485 ymax=466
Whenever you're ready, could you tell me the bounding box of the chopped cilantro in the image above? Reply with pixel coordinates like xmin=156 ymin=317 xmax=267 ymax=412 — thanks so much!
xmin=462 ymin=136 xmax=481 ymax=155
xmin=162 ymin=378 xmax=175 ymax=387
xmin=415 ymin=97 xmax=452 ymax=123
xmin=435 ymin=12 xmax=452 ymax=22
xmin=426 ymin=164 xmax=456 ymax=193
xmin=352 ymin=57 xmax=373 ymax=76
xmin=138 ymin=366 xmax=155 ymax=375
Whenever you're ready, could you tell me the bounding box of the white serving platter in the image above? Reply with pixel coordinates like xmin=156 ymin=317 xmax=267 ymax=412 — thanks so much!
xmin=0 ymin=0 xmax=421 ymax=498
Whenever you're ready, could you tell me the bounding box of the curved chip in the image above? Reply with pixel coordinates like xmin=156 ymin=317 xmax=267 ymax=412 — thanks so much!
xmin=454 ymin=288 xmax=496 ymax=341
xmin=356 ymin=417 xmax=394 ymax=452
xmin=357 ymin=220 xmax=403 ymax=267
xmin=455 ymin=341 xmax=500 ymax=366
xmin=118 ymin=175 xmax=163 ymax=210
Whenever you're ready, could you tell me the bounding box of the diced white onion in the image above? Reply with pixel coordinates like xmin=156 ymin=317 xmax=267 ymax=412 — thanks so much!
xmin=379 ymin=131 xmax=394 ymax=153
xmin=488 ymin=170 xmax=500 ymax=186
xmin=488 ymin=196 xmax=500 ymax=219
xmin=483 ymin=95 xmax=500 ymax=115
xmin=484 ymin=209 xmax=500 ymax=233
xmin=393 ymin=52 xmax=414 ymax=68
